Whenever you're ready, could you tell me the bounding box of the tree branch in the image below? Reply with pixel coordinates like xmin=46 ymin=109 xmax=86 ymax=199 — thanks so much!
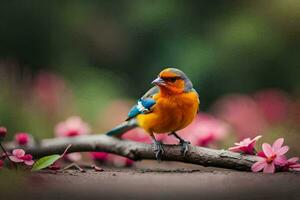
xmin=4 ymin=135 xmax=258 ymax=171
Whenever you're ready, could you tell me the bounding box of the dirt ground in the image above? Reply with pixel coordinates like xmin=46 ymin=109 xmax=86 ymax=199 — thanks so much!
xmin=1 ymin=160 xmax=300 ymax=200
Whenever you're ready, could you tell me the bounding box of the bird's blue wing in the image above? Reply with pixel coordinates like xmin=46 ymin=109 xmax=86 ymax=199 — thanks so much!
xmin=126 ymin=86 xmax=159 ymax=120
xmin=127 ymin=98 xmax=156 ymax=120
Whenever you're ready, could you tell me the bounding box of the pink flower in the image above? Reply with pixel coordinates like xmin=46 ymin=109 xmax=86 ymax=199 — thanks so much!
xmin=251 ymin=138 xmax=289 ymax=173
xmin=229 ymin=135 xmax=262 ymax=155
xmin=0 ymin=127 xmax=7 ymax=139
xmin=55 ymin=117 xmax=89 ymax=162
xmin=9 ymin=149 xmax=34 ymax=166
xmin=55 ymin=116 xmax=91 ymax=137
xmin=15 ymin=132 xmax=30 ymax=145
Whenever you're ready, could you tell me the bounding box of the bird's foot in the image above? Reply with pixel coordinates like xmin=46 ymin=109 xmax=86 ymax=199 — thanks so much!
xmin=152 ymin=141 xmax=164 ymax=160
xmin=169 ymin=132 xmax=190 ymax=156
xmin=179 ymin=140 xmax=190 ymax=156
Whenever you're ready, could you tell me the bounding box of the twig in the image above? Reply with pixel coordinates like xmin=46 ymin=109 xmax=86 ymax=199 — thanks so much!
xmin=60 ymin=144 xmax=72 ymax=158
xmin=0 ymin=143 xmax=17 ymax=169
xmin=58 ymin=163 xmax=85 ymax=172
xmin=4 ymin=135 xmax=259 ymax=171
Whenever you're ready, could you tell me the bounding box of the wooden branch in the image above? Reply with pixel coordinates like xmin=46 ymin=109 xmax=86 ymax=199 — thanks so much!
xmin=4 ymin=135 xmax=258 ymax=171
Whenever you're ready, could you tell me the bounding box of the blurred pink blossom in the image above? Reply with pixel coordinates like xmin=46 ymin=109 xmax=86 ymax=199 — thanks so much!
xmin=55 ymin=116 xmax=90 ymax=162
xmin=90 ymin=152 xmax=133 ymax=167
xmin=254 ymin=89 xmax=290 ymax=124
xmin=214 ymin=95 xmax=266 ymax=139
xmin=55 ymin=116 xmax=91 ymax=137
xmin=9 ymin=149 xmax=34 ymax=166
xmin=163 ymin=113 xmax=230 ymax=147
xmin=251 ymin=138 xmax=289 ymax=173
xmin=64 ymin=153 xmax=82 ymax=162
xmin=229 ymin=135 xmax=262 ymax=155
xmin=15 ymin=132 xmax=30 ymax=145
xmin=90 ymin=152 xmax=109 ymax=162
xmin=122 ymin=129 xmax=151 ymax=144
xmin=154 ymin=134 xmax=176 ymax=144
xmin=106 ymin=154 xmax=134 ymax=167
xmin=0 ymin=127 xmax=7 ymax=139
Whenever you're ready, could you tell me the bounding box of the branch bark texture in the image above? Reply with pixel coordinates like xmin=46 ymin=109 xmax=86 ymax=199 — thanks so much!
xmin=5 ymin=135 xmax=258 ymax=171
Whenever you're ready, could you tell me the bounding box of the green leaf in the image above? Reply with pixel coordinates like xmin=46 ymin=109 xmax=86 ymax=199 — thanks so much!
xmin=31 ymin=154 xmax=61 ymax=171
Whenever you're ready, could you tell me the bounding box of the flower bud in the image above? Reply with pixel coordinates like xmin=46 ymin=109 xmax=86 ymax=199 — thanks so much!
xmin=0 ymin=127 xmax=7 ymax=139
xmin=15 ymin=133 xmax=30 ymax=145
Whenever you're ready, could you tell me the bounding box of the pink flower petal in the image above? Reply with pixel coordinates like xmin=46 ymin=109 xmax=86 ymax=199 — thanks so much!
xmin=276 ymin=146 xmax=289 ymax=156
xmin=262 ymin=143 xmax=273 ymax=157
xmin=228 ymin=146 xmax=242 ymax=152
xmin=263 ymin=163 xmax=275 ymax=173
xmin=24 ymin=160 xmax=34 ymax=166
xmin=251 ymin=160 xmax=266 ymax=172
xmin=272 ymin=138 xmax=284 ymax=151
xmin=288 ymin=157 xmax=299 ymax=164
xmin=292 ymin=164 xmax=300 ymax=167
xmin=274 ymin=155 xmax=287 ymax=166
xmin=12 ymin=149 xmax=25 ymax=157
xmin=253 ymin=135 xmax=262 ymax=141
xmin=290 ymin=164 xmax=300 ymax=171
xmin=9 ymin=156 xmax=24 ymax=163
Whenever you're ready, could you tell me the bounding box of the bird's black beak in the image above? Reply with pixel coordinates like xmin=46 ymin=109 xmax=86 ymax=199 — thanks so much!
xmin=151 ymin=77 xmax=166 ymax=86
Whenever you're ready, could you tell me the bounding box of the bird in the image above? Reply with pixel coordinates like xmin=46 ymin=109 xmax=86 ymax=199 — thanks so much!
xmin=106 ymin=68 xmax=200 ymax=159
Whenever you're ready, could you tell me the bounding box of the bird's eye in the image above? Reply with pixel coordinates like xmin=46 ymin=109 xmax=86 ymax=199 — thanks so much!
xmin=169 ymin=77 xmax=177 ymax=83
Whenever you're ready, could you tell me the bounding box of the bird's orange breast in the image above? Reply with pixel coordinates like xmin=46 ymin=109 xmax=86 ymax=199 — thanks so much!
xmin=136 ymin=91 xmax=199 ymax=134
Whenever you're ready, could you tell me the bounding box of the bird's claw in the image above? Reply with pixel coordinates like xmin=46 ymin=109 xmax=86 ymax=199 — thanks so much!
xmin=180 ymin=140 xmax=190 ymax=156
xmin=153 ymin=141 xmax=164 ymax=160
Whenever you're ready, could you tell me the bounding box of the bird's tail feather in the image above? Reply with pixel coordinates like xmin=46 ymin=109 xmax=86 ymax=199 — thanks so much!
xmin=106 ymin=119 xmax=138 ymax=136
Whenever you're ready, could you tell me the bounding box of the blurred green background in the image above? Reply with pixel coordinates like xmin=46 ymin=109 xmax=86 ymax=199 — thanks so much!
xmin=0 ymin=0 xmax=299 ymax=150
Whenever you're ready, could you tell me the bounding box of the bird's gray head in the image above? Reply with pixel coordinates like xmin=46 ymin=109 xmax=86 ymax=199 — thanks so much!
xmin=151 ymin=67 xmax=193 ymax=93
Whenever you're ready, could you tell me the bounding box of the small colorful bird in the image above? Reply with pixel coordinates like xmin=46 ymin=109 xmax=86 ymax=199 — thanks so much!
xmin=107 ymin=68 xmax=200 ymax=159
